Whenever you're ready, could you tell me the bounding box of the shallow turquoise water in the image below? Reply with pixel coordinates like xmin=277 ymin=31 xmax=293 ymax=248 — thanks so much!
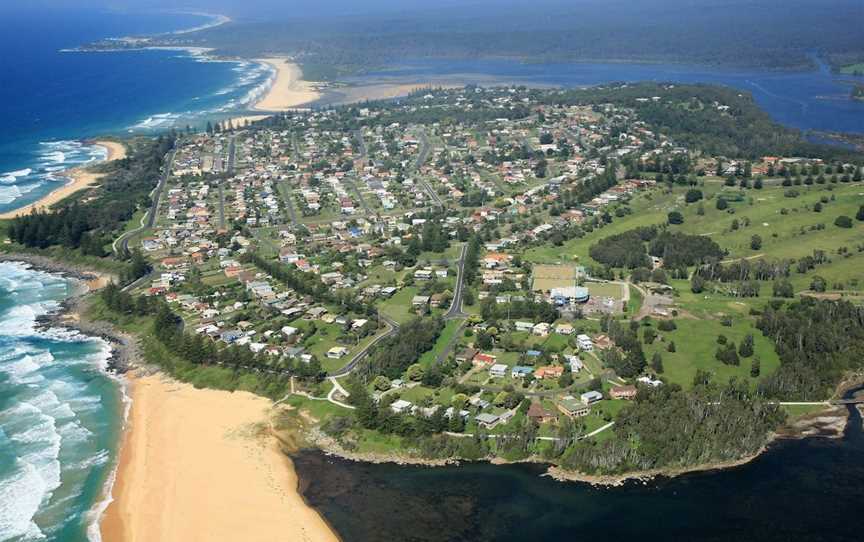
xmin=0 ymin=262 xmax=122 ymax=541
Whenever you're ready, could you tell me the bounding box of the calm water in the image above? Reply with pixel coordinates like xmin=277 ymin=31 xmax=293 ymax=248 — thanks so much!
xmin=0 ymin=9 xmax=271 ymax=215
xmin=354 ymin=57 xmax=864 ymax=136
xmin=0 ymin=263 xmax=121 ymax=541
xmin=296 ymin=398 xmax=864 ymax=542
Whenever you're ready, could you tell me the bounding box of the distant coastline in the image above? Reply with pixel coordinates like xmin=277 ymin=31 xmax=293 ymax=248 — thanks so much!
xmin=0 ymin=140 xmax=126 ymax=220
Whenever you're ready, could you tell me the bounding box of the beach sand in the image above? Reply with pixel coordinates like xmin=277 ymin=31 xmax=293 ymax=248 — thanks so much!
xmin=100 ymin=373 xmax=338 ymax=542
xmin=0 ymin=140 xmax=127 ymax=220
xmin=254 ymin=58 xmax=321 ymax=111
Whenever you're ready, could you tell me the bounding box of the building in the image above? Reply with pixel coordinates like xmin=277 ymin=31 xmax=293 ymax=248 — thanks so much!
xmin=489 ymin=363 xmax=509 ymax=378
xmin=581 ymin=390 xmax=603 ymax=404
xmin=532 ymin=322 xmax=551 ymax=336
xmin=555 ymin=323 xmax=574 ymax=335
xmin=514 ymin=321 xmax=534 ymax=332
xmin=610 ymin=385 xmax=638 ymax=400
xmin=535 ymin=366 xmax=564 ymax=379
xmin=557 ymin=396 xmax=590 ymax=418
xmin=475 ymin=413 xmax=500 ymax=428
xmin=576 ymin=334 xmax=594 ymax=351
xmin=391 ymin=399 xmax=413 ymax=414
xmin=473 ymin=353 xmax=497 ymax=367
xmin=326 ymin=346 xmax=349 ymax=359
xmin=511 ymin=365 xmax=534 ymax=378
xmin=411 ymin=295 xmax=431 ymax=308
xmin=527 ymin=402 xmax=556 ymax=424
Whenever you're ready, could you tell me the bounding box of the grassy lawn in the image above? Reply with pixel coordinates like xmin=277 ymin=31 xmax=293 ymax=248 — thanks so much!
xmin=377 ymin=286 xmax=419 ymax=324
xmin=641 ymin=317 xmax=780 ymax=389
xmin=587 ymin=282 xmax=624 ymax=299
xmin=418 ymin=319 xmax=463 ymax=367
xmin=523 ymin=189 xmax=676 ymax=265
xmin=627 ymin=284 xmax=644 ymax=315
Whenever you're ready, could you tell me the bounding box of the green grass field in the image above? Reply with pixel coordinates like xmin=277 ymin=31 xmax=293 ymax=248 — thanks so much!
xmin=641 ymin=317 xmax=780 ymax=389
xmin=377 ymin=286 xmax=420 ymax=324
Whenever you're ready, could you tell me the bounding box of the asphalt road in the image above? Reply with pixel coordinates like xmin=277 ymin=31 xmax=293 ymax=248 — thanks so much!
xmin=444 ymin=243 xmax=469 ymax=320
xmin=413 ymin=127 xmax=443 ymax=207
xmin=113 ymin=149 xmax=175 ymax=256
xmin=329 ymin=313 xmax=401 ymax=377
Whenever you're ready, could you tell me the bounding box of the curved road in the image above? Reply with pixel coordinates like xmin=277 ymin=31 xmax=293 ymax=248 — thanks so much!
xmin=113 ymin=149 xmax=175 ymax=256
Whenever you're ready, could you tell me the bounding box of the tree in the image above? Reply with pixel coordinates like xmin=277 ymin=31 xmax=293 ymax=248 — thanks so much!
xmin=685 ymin=189 xmax=703 ymax=203
xmin=667 ymin=341 xmax=676 ymax=352
xmin=750 ymin=235 xmax=762 ymax=251
xmin=834 ymin=215 xmax=853 ymax=228
xmin=716 ymin=197 xmax=728 ymax=210
xmin=373 ymin=375 xmax=391 ymax=392
xmin=691 ymin=274 xmax=706 ymax=294
xmin=558 ymin=371 xmax=573 ymax=389
xmin=772 ymin=280 xmax=794 ymax=298
xmin=651 ymin=351 xmax=664 ymax=373
xmin=750 ymin=357 xmax=761 ymax=378
xmin=667 ymin=211 xmax=684 ymax=225
xmin=856 ymin=205 xmax=864 ymax=222
xmin=810 ymin=275 xmax=828 ymax=292
xmin=406 ymin=363 xmax=425 ymax=381
xmin=754 ymin=178 xmax=763 ymax=189
xmin=739 ymin=334 xmax=754 ymax=358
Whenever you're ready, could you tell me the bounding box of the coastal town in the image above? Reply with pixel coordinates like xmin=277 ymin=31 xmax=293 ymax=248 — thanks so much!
xmin=3 ymin=2 xmax=864 ymax=541
xmin=97 ymin=84 xmax=863 ymax=457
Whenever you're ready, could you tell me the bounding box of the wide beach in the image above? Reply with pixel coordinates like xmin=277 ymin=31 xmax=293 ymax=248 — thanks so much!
xmin=0 ymin=140 xmax=126 ymax=220
xmin=254 ymin=58 xmax=321 ymax=111
xmin=100 ymin=372 xmax=339 ymax=542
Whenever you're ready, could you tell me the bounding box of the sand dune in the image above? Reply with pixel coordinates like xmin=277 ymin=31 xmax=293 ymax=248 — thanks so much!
xmin=100 ymin=373 xmax=338 ymax=542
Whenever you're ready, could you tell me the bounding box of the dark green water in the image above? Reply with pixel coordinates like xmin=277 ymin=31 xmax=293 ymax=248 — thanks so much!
xmin=295 ymin=396 xmax=864 ymax=542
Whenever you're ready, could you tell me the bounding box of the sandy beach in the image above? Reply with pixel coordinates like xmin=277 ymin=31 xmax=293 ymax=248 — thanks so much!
xmin=100 ymin=373 xmax=338 ymax=542
xmin=0 ymin=140 xmax=126 ymax=220
xmin=254 ymin=58 xmax=321 ymax=111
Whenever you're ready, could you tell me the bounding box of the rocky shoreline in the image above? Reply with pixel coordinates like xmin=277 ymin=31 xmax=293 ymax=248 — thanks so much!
xmin=0 ymin=253 xmax=142 ymax=375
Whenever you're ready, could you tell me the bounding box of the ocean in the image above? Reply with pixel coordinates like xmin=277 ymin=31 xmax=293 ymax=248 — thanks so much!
xmin=0 ymin=262 xmax=119 ymax=541
xmin=0 ymin=8 xmax=273 ymax=216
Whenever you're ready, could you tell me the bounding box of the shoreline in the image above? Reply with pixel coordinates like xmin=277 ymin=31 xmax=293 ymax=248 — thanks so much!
xmin=0 ymin=140 xmax=126 ymax=220
xmin=100 ymin=372 xmax=340 ymax=542
xmin=302 ymin=400 xmax=849 ymax=488
xmin=252 ymin=57 xmax=322 ymax=112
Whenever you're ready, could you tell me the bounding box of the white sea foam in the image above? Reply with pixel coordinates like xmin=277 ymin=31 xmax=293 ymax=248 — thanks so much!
xmin=0 ymin=461 xmax=48 ymax=540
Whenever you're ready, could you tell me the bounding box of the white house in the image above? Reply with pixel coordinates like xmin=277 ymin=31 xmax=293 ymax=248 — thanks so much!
xmin=576 ymin=334 xmax=594 ymax=351
xmin=326 ymin=346 xmax=350 ymax=359
xmin=281 ymin=326 xmax=299 ymax=339
xmin=489 ymin=363 xmax=509 ymax=378
xmin=532 ymin=322 xmax=551 ymax=336
xmin=391 ymin=399 xmax=413 ymax=414
xmin=514 ymin=321 xmax=534 ymax=332
xmin=581 ymin=390 xmax=603 ymax=404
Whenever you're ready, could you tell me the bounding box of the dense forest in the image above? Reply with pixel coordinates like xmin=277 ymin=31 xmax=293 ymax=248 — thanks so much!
xmin=589 ymin=225 xmax=724 ymax=272
xmin=756 ymin=297 xmax=864 ymax=400
xmin=357 ymin=317 xmax=445 ymax=380
xmin=558 ymin=376 xmax=785 ymax=474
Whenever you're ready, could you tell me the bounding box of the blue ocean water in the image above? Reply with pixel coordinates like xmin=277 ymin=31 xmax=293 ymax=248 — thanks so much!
xmin=357 ymin=57 xmax=864 ymax=135
xmin=0 ymin=8 xmax=272 ymax=215
xmin=0 ymin=262 xmax=120 ymax=541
